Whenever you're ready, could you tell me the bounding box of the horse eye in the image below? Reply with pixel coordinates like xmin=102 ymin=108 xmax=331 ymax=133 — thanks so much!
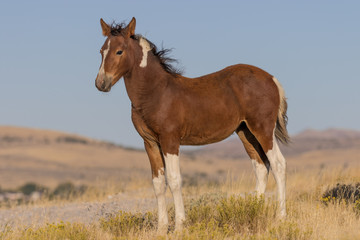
xmin=116 ymin=50 xmax=123 ymax=55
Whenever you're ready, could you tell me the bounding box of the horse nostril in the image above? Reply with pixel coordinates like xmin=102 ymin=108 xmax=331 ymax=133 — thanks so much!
xmin=101 ymin=81 xmax=106 ymax=90
xmin=96 ymin=74 xmax=111 ymax=92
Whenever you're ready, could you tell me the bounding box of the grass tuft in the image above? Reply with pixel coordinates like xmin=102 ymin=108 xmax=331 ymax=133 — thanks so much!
xmin=100 ymin=211 xmax=157 ymax=236
xmin=185 ymin=193 xmax=273 ymax=237
xmin=268 ymin=221 xmax=313 ymax=240
xmin=2 ymin=222 xmax=93 ymax=240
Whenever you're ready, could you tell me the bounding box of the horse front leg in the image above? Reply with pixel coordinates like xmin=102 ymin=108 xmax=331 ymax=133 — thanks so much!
xmin=144 ymin=141 xmax=168 ymax=233
xmin=160 ymin=137 xmax=185 ymax=231
xmin=164 ymin=152 xmax=185 ymax=231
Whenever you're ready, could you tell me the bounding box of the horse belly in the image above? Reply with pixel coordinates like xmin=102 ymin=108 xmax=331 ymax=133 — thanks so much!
xmin=180 ymin=114 xmax=240 ymax=146
xmin=180 ymin=132 xmax=233 ymax=146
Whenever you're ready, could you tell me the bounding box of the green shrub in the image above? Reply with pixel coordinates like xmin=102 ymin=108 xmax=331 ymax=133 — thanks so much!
xmin=321 ymin=183 xmax=360 ymax=215
xmin=50 ymin=182 xmax=88 ymax=200
xmin=321 ymin=183 xmax=360 ymax=204
xmin=18 ymin=182 xmax=48 ymax=196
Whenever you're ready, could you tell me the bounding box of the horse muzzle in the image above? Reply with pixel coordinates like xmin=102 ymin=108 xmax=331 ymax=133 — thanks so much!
xmin=95 ymin=74 xmax=113 ymax=92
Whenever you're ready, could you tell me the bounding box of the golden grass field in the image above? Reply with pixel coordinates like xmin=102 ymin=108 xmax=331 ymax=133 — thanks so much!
xmin=1 ymin=126 xmax=360 ymax=239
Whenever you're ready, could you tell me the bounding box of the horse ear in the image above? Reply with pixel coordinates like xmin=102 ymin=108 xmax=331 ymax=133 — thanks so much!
xmin=100 ymin=18 xmax=111 ymax=37
xmin=125 ymin=17 xmax=136 ymax=37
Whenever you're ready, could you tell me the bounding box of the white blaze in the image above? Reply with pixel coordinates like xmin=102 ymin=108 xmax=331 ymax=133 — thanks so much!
xmin=139 ymin=37 xmax=151 ymax=68
xmin=99 ymin=40 xmax=111 ymax=75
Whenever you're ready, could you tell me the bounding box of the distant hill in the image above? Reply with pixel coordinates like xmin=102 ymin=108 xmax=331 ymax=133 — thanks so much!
xmin=0 ymin=126 xmax=147 ymax=189
xmin=0 ymin=126 xmax=138 ymax=150
xmin=1 ymin=126 xmax=360 ymax=189
xmin=189 ymin=128 xmax=360 ymax=159
xmin=281 ymin=128 xmax=360 ymax=156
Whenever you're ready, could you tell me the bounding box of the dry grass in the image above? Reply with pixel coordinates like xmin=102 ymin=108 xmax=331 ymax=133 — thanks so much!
xmin=1 ymin=164 xmax=360 ymax=239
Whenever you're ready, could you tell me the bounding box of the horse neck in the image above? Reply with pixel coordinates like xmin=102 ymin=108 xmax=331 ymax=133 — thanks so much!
xmin=124 ymin=55 xmax=174 ymax=109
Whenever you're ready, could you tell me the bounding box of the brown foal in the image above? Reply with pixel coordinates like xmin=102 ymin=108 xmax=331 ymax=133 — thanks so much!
xmin=95 ymin=17 xmax=289 ymax=232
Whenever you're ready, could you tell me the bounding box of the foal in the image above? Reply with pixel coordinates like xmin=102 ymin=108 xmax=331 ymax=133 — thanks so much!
xmin=95 ymin=17 xmax=289 ymax=232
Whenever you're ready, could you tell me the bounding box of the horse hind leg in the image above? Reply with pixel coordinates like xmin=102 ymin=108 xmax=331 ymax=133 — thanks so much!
xmin=237 ymin=123 xmax=270 ymax=196
xmin=238 ymin=122 xmax=287 ymax=217
xmin=265 ymin=133 xmax=287 ymax=217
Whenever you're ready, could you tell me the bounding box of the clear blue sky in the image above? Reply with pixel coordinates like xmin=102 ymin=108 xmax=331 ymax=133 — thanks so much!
xmin=1 ymin=1 xmax=359 ymax=148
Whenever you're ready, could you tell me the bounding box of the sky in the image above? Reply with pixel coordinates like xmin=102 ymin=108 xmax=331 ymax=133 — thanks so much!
xmin=0 ymin=1 xmax=359 ymax=148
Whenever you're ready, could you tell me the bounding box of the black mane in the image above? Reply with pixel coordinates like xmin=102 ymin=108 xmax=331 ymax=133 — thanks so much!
xmin=109 ymin=22 xmax=126 ymax=36
xmin=109 ymin=22 xmax=183 ymax=76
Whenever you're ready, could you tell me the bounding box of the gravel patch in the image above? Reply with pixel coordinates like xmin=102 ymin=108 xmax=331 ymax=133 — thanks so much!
xmin=0 ymin=189 xmax=160 ymax=229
